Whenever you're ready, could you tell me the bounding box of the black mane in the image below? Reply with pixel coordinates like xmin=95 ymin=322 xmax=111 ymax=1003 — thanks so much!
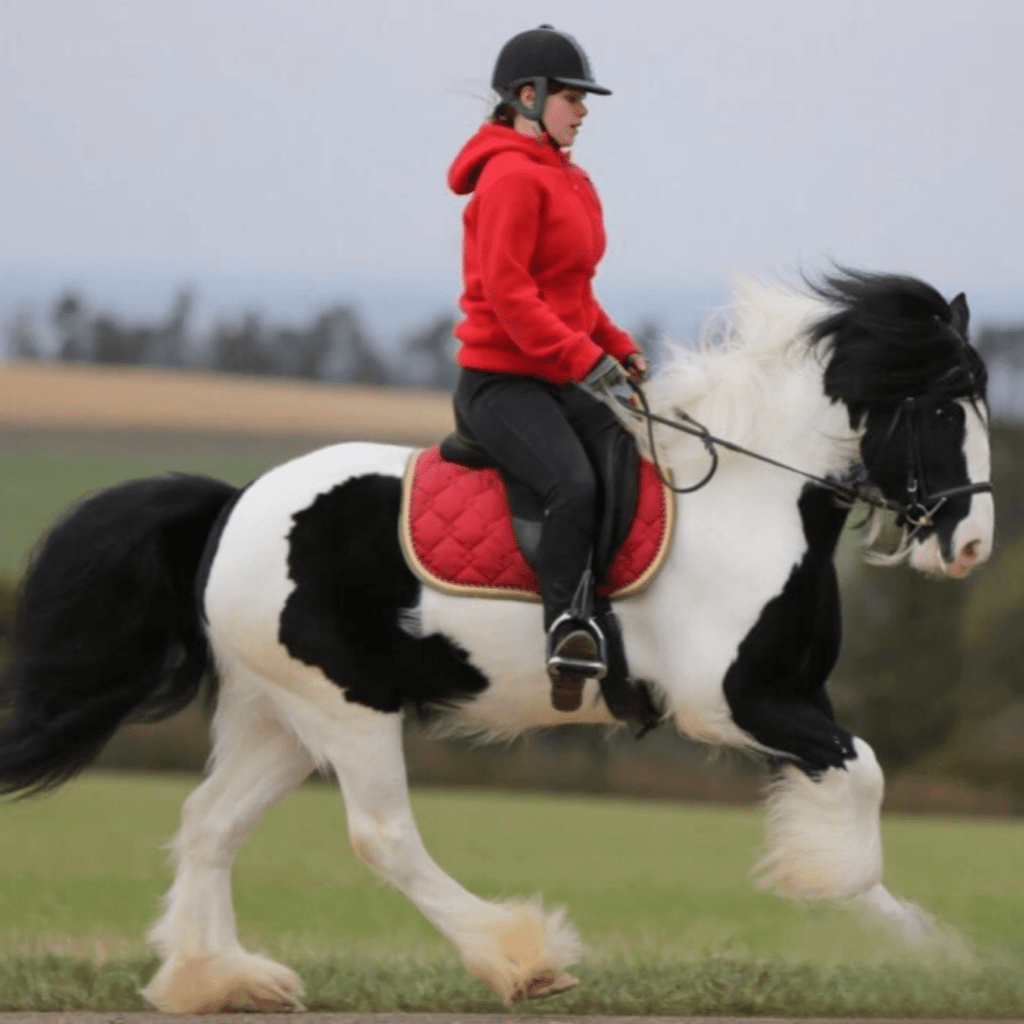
xmin=809 ymin=270 xmax=987 ymax=418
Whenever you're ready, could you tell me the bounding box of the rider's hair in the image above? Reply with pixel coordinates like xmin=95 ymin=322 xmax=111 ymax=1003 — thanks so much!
xmin=491 ymin=80 xmax=567 ymax=126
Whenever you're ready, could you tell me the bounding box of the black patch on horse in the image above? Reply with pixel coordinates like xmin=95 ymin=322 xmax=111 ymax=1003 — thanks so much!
xmin=723 ymin=485 xmax=856 ymax=774
xmin=279 ymin=473 xmax=489 ymax=715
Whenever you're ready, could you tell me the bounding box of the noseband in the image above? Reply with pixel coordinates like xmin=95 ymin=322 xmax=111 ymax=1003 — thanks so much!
xmin=607 ymin=384 xmax=991 ymax=532
xmin=877 ymin=395 xmax=993 ymax=533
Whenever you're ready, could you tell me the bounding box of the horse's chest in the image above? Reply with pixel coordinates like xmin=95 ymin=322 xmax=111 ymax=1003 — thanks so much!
xmin=663 ymin=482 xmax=811 ymax=651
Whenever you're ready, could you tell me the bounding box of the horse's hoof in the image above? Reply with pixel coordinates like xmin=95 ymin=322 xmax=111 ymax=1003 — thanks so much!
xmin=193 ymin=986 xmax=306 ymax=1013
xmin=142 ymin=952 xmax=306 ymax=1014
xmin=512 ymin=969 xmax=580 ymax=1001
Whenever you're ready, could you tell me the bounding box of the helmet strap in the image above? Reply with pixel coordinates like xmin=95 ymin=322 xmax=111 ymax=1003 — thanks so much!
xmin=502 ymin=77 xmax=549 ymax=127
xmin=502 ymin=78 xmax=564 ymax=148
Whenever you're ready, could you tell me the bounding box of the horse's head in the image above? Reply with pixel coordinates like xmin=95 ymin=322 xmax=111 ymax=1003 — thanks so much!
xmin=812 ymin=271 xmax=993 ymax=579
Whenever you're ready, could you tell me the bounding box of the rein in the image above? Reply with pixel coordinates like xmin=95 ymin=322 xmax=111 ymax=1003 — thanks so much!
xmin=610 ymin=382 xmax=992 ymax=532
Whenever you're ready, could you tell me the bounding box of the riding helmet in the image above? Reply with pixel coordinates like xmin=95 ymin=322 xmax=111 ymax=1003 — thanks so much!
xmin=492 ymin=25 xmax=611 ymax=124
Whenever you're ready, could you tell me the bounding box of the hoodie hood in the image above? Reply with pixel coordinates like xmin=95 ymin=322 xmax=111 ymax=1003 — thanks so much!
xmin=448 ymin=123 xmax=566 ymax=196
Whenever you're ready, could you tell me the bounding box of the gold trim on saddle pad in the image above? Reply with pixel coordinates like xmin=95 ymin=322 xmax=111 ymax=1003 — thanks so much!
xmin=399 ymin=447 xmax=675 ymax=603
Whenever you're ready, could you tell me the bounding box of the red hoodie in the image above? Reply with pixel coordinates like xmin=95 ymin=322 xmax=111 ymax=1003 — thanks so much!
xmin=448 ymin=123 xmax=639 ymax=385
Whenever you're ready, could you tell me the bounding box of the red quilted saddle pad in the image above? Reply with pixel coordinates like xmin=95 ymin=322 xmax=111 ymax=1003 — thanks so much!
xmin=400 ymin=445 xmax=674 ymax=601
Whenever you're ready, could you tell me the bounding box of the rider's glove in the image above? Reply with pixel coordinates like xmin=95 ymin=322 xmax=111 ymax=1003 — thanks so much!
xmin=623 ymin=352 xmax=649 ymax=383
xmin=581 ymin=354 xmax=629 ymax=394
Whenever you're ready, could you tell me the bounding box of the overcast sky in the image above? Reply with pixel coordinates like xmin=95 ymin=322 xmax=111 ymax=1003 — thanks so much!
xmin=2 ymin=0 xmax=1023 ymax=310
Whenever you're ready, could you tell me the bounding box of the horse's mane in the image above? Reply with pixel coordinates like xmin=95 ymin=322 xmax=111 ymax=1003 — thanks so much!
xmin=642 ymin=270 xmax=987 ymax=459
xmin=809 ymin=269 xmax=987 ymax=419
xmin=643 ymin=276 xmax=836 ymax=458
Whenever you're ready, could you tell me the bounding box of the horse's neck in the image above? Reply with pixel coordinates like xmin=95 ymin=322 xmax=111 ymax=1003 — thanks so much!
xmin=651 ymin=344 xmax=859 ymax=493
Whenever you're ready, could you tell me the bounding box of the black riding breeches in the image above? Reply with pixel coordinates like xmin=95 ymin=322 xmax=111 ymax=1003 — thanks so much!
xmin=453 ymin=368 xmax=623 ymax=627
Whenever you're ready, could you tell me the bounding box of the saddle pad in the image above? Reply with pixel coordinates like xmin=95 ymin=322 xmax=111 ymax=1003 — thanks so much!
xmin=400 ymin=445 xmax=674 ymax=601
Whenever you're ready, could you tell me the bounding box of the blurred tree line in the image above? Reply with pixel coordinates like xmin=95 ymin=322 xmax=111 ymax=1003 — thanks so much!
xmin=6 ymin=289 xmax=464 ymax=389
xmin=6 ymin=289 xmax=666 ymax=391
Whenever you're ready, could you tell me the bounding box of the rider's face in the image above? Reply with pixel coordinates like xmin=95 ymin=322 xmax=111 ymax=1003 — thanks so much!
xmin=543 ymin=89 xmax=588 ymax=148
xmin=517 ymin=85 xmax=589 ymax=148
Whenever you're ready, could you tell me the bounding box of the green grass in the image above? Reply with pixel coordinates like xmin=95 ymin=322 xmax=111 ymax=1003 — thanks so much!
xmin=0 ymin=437 xmax=305 ymax=578
xmin=0 ymin=772 xmax=1022 ymax=1013
xmin=0 ymin=426 xmax=413 ymax=581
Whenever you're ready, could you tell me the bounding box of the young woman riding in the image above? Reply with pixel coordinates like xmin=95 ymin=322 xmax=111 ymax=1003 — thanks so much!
xmin=447 ymin=25 xmax=646 ymax=707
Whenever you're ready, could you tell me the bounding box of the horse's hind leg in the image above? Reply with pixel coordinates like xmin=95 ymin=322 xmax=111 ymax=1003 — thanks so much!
xmin=143 ymin=667 xmax=314 ymax=1013
xmin=275 ymin=681 xmax=582 ymax=1004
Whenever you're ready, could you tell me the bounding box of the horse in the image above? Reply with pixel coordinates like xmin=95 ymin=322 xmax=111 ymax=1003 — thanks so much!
xmin=0 ymin=271 xmax=993 ymax=1013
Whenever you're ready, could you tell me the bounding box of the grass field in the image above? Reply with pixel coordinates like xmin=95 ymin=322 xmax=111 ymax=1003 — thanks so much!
xmin=0 ymin=429 xmax=329 ymax=578
xmin=0 ymin=772 xmax=1021 ymax=1014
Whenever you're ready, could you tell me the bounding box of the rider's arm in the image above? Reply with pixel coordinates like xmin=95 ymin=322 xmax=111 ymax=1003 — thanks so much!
xmin=591 ymin=301 xmax=640 ymax=364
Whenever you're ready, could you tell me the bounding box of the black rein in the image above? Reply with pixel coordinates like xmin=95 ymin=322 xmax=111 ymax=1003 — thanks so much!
xmin=616 ymin=383 xmax=992 ymax=531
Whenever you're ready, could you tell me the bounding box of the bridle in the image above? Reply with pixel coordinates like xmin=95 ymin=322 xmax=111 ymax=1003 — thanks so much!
xmin=875 ymin=394 xmax=993 ymax=533
xmin=609 ymin=383 xmax=992 ymax=536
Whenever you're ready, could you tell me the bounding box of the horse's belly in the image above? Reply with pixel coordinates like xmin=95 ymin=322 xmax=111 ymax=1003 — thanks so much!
xmin=416 ymin=587 xmax=616 ymax=735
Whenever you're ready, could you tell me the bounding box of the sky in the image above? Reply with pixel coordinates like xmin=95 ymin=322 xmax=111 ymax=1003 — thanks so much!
xmin=2 ymin=0 xmax=1023 ymax=329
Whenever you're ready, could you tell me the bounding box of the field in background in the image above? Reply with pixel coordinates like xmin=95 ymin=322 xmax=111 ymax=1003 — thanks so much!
xmin=0 ymin=360 xmax=453 ymax=439
xmin=0 ymin=360 xmax=453 ymax=577
xmin=0 ymin=773 xmax=1021 ymax=1013
xmin=0 ymin=428 xmax=324 ymax=578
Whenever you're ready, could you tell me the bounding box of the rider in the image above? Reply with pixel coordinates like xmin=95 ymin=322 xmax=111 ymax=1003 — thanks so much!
xmin=447 ymin=25 xmax=647 ymax=707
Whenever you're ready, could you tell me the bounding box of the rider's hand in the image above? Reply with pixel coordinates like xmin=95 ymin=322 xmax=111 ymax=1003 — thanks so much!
xmin=582 ymin=353 xmax=629 ymax=392
xmin=623 ymin=352 xmax=648 ymax=383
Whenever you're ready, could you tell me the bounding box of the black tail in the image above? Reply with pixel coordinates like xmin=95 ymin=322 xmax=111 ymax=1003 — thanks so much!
xmin=0 ymin=473 xmax=239 ymax=797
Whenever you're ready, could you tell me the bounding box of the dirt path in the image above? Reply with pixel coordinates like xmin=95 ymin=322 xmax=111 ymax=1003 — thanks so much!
xmin=0 ymin=362 xmax=453 ymax=443
xmin=2 ymin=1017 xmax=1018 ymax=1024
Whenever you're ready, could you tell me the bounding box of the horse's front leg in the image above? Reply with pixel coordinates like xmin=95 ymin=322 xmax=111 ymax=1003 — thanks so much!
xmin=277 ymin=680 xmax=582 ymax=1004
xmin=754 ymin=732 xmax=885 ymax=900
xmin=727 ymin=690 xmax=934 ymax=941
xmin=755 ymin=733 xmax=936 ymax=939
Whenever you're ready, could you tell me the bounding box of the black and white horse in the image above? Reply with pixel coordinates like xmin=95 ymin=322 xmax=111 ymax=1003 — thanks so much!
xmin=0 ymin=272 xmax=993 ymax=1012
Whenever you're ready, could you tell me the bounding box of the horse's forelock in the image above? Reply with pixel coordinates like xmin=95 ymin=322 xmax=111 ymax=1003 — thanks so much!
xmin=809 ymin=270 xmax=988 ymax=411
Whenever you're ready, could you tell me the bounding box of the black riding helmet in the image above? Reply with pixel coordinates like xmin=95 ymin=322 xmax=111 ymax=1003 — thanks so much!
xmin=492 ymin=25 xmax=611 ymax=126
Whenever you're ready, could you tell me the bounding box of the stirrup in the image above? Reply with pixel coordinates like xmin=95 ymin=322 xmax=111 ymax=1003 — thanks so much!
xmin=545 ymin=613 xmax=608 ymax=681
xmin=545 ymin=559 xmax=605 ymax=711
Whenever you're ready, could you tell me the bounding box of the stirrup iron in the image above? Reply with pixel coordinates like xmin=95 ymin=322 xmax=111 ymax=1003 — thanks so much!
xmin=545 ymin=612 xmax=608 ymax=681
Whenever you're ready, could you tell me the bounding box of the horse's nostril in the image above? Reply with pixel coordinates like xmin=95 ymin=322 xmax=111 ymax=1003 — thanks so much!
xmin=961 ymin=540 xmax=981 ymax=563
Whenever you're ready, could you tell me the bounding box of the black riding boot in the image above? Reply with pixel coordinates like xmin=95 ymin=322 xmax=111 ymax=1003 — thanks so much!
xmin=591 ymin=605 xmax=662 ymax=731
xmin=544 ymin=559 xmax=608 ymax=711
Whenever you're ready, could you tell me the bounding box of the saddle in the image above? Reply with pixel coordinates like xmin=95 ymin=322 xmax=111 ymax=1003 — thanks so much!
xmin=401 ymin=435 xmax=673 ymax=601
xmin=400 ymin=434 xmax=671 ymax=731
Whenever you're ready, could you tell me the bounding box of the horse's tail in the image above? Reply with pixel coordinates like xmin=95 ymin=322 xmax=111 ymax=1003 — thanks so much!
xmin=0 ymin=473 xmax=240 ymax=797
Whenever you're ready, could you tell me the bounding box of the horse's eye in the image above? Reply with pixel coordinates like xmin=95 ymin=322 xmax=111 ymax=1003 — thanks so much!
xmin=929 ymin=402 xmax=964 ymax=433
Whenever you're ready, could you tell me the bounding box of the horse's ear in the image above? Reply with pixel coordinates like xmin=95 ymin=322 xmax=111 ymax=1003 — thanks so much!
xmin=949 ymin=292 xmax=970 ymax=338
